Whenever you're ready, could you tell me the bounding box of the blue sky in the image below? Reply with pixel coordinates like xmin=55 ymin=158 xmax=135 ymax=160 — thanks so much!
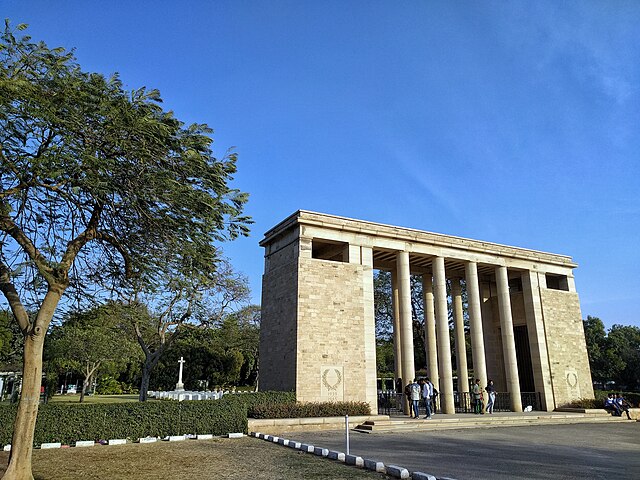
xmin=4 ymin=1 xmax=639 ymax=328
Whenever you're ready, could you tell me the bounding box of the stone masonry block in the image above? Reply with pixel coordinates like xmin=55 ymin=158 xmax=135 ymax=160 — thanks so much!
xmin=386 ymin=464 xmax=410 ymax=479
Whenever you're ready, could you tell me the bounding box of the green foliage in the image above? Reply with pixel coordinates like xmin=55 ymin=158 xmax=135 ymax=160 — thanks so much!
xmin=95 ymin=376 xmax=137 ymax=395
xmin=376 ymin=339 xmax=395 ymax=377
xmin=583 ymin=317 xmax=640 ymax=390
xmin=0 ymin=401 xmax=247 ymax=445
xmin=46 ymin=303 xmax=142 ymax=398
xmin=149 ymin=310 xmax=260 ymax=391
xmin=219 ymin=391 xmax=296 ymax=413
xmin=562 ymin=390 xmax=640 ymax=409
xmin=0 ymin=309 xmax=22 ymax=370
xmin=249 ymin=401 xmax=371 ymax=419
xmin=0 ymin=19 xmax=250 ymax=313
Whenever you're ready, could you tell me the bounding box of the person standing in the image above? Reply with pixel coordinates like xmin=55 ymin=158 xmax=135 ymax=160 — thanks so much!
xmin=485 ymin=379 xmax=496 ymax=414
xmin=472 ymin=378 xmax=483 ymax=414
xmin=409 ymin=379 xmax=421 ymax=419
xmin=422 ymin=377 xmax=433 ymax=419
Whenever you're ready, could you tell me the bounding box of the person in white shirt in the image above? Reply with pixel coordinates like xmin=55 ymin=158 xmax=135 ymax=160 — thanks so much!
xmin=421 ymin=377 xmax=433 ymax=419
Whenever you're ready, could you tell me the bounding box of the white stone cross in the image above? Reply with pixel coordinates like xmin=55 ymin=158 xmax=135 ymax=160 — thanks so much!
xmin=176 ymin=356 xmax=185 ymax=391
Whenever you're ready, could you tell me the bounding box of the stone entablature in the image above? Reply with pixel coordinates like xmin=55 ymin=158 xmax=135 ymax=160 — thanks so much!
xmin=262 ymin=210 xmax=577 ymax=272
xmin=259 ymin=211 xmax=594 ymax=414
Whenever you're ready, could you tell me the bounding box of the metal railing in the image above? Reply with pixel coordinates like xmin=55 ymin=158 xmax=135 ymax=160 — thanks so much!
xmin=379 ymin=391 xmax=542 ymax=415
xmin=377 ymin=391 xmax=440 ymax=416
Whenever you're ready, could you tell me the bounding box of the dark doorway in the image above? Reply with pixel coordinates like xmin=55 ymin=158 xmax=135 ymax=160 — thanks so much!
xmin=513 ymin=325 xmax=535 ymax=392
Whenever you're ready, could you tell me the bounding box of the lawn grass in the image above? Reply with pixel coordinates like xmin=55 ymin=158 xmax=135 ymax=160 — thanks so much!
xmin=0 ymin=437 xmax=390 ymax=479
xmin=47 ymin=394 xmax=142 ymax=404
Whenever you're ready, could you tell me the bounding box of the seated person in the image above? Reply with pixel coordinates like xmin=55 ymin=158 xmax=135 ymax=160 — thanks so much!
xmin=604 ymin=393 xmax=622 ymax=416
xmin=615 ymin=393 xmax=633 ymax=420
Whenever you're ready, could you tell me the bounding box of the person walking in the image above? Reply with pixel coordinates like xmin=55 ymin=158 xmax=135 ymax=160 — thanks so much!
xmin=485 ymin=379 xmax=496 ymax=414
xmin=472 ymin=378 xmax=483 ymax=414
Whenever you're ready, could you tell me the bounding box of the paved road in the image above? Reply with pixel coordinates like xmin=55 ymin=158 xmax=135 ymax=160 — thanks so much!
xmin=290 ymin=422 xmax=640 ymax=480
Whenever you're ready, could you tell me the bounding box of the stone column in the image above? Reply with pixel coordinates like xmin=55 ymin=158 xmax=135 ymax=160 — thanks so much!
xmin=452 ymin=278 xmax=469 ymax=393
xmin=433 ymin=256 xmax=455 ymax=414
xmin=465 ymin=261 xmax=487 ymax=388
xmin=397 ymin=251 xmax=415 ymax=414
xmin=422 ymin=274 xmax=439 ymax=391
xmin=495 ymin=266 xmax=522 ymax=412
xmin=391 ymin=269 xmax=403 ymax=388
xmin=361 ymin=247 xmax=378 ymax=410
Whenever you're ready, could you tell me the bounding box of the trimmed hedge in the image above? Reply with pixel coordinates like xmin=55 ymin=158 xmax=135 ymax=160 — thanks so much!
xmin=0 ymin=391 xmax=371 ymax=445
xmin=0 ymin=400 xmax=246 ymax=446
xmin=219 ymin=390 xmax=296 ymax=412
xmin=561 ymin=390 xmax=640 ymax=409
xmin=250 ymin=401 xmax=371 ymax=419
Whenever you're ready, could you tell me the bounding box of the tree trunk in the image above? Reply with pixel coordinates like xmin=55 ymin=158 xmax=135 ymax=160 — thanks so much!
xmin=2 ymin=331 xmax=45 ymax=480
xmin=139 ymin=360 xmax=152 ymax=402
xmin=79 ymin=377 xmax=88 ymax=403
xmin=3 ymin=290 xmax=60 ymax=480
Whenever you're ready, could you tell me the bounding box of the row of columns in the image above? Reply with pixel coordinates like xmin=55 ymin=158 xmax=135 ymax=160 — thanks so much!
xmin=392 ymin=254 xmax=523 ymax=414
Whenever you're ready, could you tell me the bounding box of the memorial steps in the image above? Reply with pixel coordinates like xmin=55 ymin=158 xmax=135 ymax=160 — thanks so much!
xmin=353 ymin=410 xmax=638 ymax=433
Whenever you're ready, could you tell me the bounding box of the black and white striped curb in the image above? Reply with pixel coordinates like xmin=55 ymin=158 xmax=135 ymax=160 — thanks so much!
xmin=250 ymin=431 xmax=457 ymax=480
xmin=1 ymin=432 xmax=244 ymax=451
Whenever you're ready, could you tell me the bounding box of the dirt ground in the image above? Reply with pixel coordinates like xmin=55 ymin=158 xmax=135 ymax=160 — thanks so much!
xmin=0 ymin=437 xmax=389 ymax=480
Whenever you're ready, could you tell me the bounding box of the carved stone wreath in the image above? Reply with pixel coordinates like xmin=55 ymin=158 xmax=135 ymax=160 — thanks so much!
xmin=566 ymin=372 xmax=578 ymax=388
xmin=322 ymin=368 xmax=342 ymax=391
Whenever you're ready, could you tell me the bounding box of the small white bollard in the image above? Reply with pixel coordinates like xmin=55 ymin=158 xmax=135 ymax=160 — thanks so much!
xmin=345 ymin=414 xmax=350 ymax=455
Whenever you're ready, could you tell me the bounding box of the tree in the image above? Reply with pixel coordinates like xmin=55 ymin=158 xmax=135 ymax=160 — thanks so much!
xmin=0 ymin=21 xmax=249 ymax=479
xmin=607 ymin=324 xmax=640 ymax=390
xmin=46 ymin=303 xmax=140 ymax=402
xmin=149 ymin=306 xmax=260 ymax=392
xmin=582 ymin=317 xmax=640 ymax=390
xmin=131 ymin=259 xmax=250 ymax=401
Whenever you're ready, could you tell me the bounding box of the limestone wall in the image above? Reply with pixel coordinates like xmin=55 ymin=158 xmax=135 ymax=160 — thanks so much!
xmin=541 ymin=289 xmax=594 ymax=406
xmin=296 ymin=256 xmax=376 ymax=407
xmin=259 ymin=239 xmax=299 ymax=392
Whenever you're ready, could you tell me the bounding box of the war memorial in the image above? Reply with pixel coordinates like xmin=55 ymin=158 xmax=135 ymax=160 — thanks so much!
xmin=259 ymin=211 xmax=594 ymax=414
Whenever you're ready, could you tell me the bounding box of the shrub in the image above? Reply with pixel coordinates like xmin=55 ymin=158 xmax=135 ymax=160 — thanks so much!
xmin=250 ymin=401 xmax=371 ymax=419
xmin=0 ymin=400 xmax=246 ymax=446
xmin=561 ymin=391 xmax=640 ymax=409
xmin=219 ymin=390 xmax=295 ymax=415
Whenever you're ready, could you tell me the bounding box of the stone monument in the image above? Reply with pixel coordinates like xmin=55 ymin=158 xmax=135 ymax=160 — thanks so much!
xmin=259 ymin=211 xmax=594 ymax=413
xmin=175 ymin=357 xmax=185 ymax=391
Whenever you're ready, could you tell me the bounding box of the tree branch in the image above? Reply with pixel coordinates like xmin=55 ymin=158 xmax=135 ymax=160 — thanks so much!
xmin=59 ymin=203 xmax=102 ymax=272
xmin=0 ymin=209 xmax=55 ymax=283
xmin=0 ymin=261 xmax=31 ymax=333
